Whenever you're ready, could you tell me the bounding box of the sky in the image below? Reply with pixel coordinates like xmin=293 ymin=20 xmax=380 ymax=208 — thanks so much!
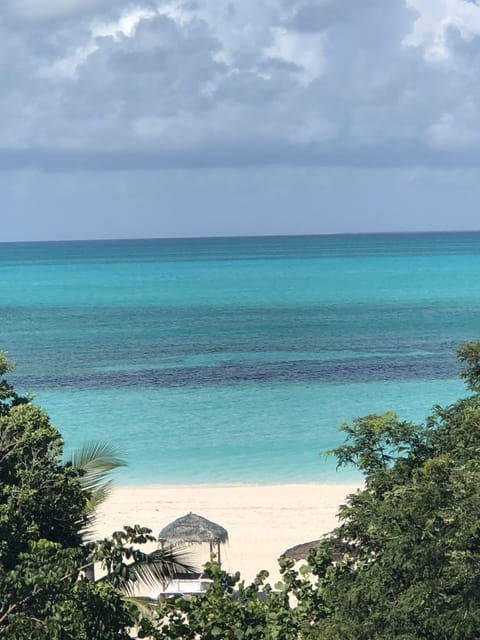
xmin=3 ymin=0 xmax=480 ymax=240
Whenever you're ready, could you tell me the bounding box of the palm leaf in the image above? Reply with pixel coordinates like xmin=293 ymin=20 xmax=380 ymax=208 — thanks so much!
xmin=99 ymin=546 xmax=198 ymax=596
xmin=129 ymin=546 xmax=198 ymax=589
xmin=122 ymin=595 xmax=161 ymax=618
xmin=68 ymin=441 xmax=126 ymax=512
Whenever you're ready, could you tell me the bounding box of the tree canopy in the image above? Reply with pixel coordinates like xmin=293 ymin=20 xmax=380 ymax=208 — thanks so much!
xmin=0 ymin=353 xmax=193 ymax=639
xmin=304 ymin=342 xmax=480 ymax=639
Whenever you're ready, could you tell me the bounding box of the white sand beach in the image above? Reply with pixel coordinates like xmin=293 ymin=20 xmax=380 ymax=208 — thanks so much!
xmin=94 ymin=483 xmax=361 ymax=585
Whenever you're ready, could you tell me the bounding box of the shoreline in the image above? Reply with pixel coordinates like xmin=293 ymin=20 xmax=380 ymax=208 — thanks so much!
xmin=108 ymin=479 xmax=361 ymax=488
xmin=94 ymin=482 xmax=361 ymax=586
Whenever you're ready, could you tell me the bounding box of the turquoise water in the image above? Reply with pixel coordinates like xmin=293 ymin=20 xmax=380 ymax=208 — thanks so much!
xmin=1 ymin=232 xmax=479 ymax=484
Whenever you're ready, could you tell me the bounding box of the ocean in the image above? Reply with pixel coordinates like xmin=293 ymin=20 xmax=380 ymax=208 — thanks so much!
xmin=1 ymin=232 xmax=478 ymax=484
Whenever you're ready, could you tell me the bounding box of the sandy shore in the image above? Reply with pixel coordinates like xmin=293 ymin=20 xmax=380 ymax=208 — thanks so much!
xmin=94 ymin=483 xmax=361 ymax=586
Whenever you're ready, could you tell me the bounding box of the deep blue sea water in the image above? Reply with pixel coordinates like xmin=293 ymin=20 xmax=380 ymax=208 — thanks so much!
xmin=1 ymin=232 xmax=479 ymax=484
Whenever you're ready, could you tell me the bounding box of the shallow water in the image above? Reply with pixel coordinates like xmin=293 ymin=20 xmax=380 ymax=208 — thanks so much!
xmin=1 ymin=233 xmax=478 ymax=483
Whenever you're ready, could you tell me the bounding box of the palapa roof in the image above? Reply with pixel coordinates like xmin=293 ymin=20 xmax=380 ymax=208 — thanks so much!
xmin=158 ymin=512 xmax=229 ymax=546
xmin=283 ymin=539 xmax=359 ymax=563
xmin=283 ymin=540 xmax=320 ymax=562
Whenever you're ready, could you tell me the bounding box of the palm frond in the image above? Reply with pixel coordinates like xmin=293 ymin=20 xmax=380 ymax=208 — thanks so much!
xmin=99 ymin=546 xmax=198 ymax=596
xmin=68 ymin=441 xmax=126 ymax=512
xmin=83 ymin=480 xmax=114 ymax=511
xmin=122 ymin=596 xmax=161 ymax=618
xmin=133 ymin=546 xmax=198 ymax=585
xmin=70 ymin=441 xmax=126 ymax=484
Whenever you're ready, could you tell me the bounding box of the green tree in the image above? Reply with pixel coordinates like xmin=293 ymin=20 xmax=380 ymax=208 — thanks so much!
xmin=0 ymin=353 xmax=88 ymax=571
xmin=0 ymin=353 xmax=194 ymax=639
xmin=305 ymin=342 xmax=480 ymax=639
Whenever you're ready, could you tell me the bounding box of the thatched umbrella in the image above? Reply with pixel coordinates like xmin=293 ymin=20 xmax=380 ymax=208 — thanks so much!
xmin=283 ymin=540 xmax=320 ymax=562
xmin=283 ymin=539 xmax=358 ymax=563
xmin=158 ymin=512 xmax=229 ymax=565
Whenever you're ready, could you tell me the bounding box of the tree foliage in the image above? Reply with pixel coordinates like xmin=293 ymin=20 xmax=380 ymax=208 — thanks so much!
xmin=304 ymin=342 xmax=480 ymax=639
xmin=0 ymin=353 xmax=88 ymax=571
xmin=137 ymin=561 xmax=316 ymax=640
xmin=0 ymin=353 xmax=193 ymax=639
xmin=297 ymin=343 xmax=480 ymax=639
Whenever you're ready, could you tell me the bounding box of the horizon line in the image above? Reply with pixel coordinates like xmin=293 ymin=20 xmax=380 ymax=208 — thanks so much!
xmin=2 ymin=228 xmax=480 ymax=245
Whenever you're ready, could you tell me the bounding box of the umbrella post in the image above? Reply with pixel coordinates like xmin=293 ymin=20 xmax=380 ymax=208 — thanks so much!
xmin=208 ymin=541 xmax=221 ymax=565
xmin=84 ymin=563 xmax=95 ymax=582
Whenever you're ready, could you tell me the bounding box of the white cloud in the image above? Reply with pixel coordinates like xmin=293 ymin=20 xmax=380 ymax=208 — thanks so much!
xmin=42 ymin=6 xmax=158 ymax=79
xmin=404 ymin=0 xmax=480 ymax=63
xmin=265 ymin=27 xmax=326 ymax=85
xmin=3 ymin=0 xmax=480 ymax=169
